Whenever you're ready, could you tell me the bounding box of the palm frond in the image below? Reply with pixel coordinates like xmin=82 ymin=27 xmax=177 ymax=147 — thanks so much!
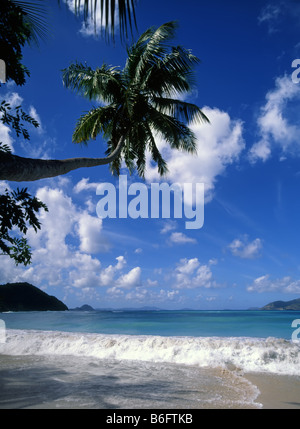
xmin=145 ymin=123 xmax=168 ymax=176
xmin=141 ymin=46 xmax=201 ymax=97
xmin=11 ymin=0 xmax=49 ymax=46
xmin=130 ymin=22 xmax=178 ymax=84
xmin=62 ymin=62 xmax=122 ymax=103
xmin=147 ymin=106 xmax=198 ymax=154
xmin=73 ymin=105 xmax=117 ymax=144
xmin=72 ymin=0 xmax=138 ymax=41
xmin=152 ymin=97 xmax=209 ymax=125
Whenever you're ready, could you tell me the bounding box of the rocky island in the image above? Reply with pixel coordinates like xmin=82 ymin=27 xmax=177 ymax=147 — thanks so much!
xmin=71 ymin=304 xmax=95 ymax=311
xmin=0 ymin=282 xmax=68 ymax=312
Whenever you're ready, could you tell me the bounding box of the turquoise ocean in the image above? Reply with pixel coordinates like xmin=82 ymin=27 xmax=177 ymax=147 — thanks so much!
xmin=0 ymin=310 xmax=300 ymax=409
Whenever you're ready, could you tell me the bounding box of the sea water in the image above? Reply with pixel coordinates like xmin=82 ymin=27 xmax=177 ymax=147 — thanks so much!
xmin=0 ymin=310 xmax=299 ymax=409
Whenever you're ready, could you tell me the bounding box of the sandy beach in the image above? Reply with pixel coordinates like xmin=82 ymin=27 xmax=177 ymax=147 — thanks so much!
xmin=1 ymin=327 xmax=300 ymax=409
xmin=245 ymin=373 xmax=300 ymax=409
xmin=0 ymin=352 xmax=299 ymax=409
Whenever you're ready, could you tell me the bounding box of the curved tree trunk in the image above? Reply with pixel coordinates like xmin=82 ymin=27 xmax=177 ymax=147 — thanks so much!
xmin=0 ymin=137 xmax=125 ymax=182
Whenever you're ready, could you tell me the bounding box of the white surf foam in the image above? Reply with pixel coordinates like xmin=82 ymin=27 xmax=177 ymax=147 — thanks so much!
xmin=1 ymin=329 xmax=300 ymax=376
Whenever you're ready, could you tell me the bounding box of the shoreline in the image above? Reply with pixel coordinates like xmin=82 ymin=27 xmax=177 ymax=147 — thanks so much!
xmin=0 ymin=353 xmax=299 ymax=409
xmin=245 ymin=372 xmax=300 ymax=409
xmin=1 ymin=329 xmax=300 ymax=409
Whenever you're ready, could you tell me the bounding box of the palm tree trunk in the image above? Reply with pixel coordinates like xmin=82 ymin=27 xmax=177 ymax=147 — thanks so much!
xmin=0 ymin=137 xmax=125 ymax=182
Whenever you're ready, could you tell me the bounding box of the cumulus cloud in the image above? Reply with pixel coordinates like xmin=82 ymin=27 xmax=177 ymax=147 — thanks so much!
xmin=249 ymin=75 xmax=300 ymax=163
xmin=23 ymin=186 xmax=108 ymax=286
xmin=174 ymin=257 xmax=219 ymax=289
xmin=228 ymin=236 xmax=263 ymax=259
xmin=77 ymin=211 xmax=110 ymax=253
xmin=247 ymin=274 xmax=300 ymax=294
xmin=145 ymin=106 xmax=245 ymax=202
xmin=1 ymin=186 xmax=112 ymax=289
xmin=99 ymin=255 xmax=127 ymax=286
xmin=2 ymin=183 xmax=146 ymax=302
xmin=106 ymin=266 xmax=142 ymax=297
xmin=116 ymin=266 xmax=141 ymax=289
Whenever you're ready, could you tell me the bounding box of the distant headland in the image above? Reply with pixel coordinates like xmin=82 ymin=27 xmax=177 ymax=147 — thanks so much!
xmin=261 ymin=298 xmax=300 ymax=311
xmin=0 ymin=282 xmax=68 ymax=312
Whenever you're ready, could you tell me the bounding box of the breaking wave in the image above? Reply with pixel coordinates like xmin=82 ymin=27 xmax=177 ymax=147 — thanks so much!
xmin=1 ymin=329 xmax=300 ymax=376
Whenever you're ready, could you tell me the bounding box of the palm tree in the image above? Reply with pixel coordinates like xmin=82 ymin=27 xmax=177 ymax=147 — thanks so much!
xmin=0 ymin=21 xmax=209 ymax=182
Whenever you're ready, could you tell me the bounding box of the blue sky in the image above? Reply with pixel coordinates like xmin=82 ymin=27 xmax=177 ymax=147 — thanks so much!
xmin=2 ymin=0 xmax=300 ymax=309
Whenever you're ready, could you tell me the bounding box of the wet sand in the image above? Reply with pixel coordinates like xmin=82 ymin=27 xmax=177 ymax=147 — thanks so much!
xmin=245 ymin=373 xmax=300 ymax=409
xmin=0 ymin=354 xmax=299 ymax=409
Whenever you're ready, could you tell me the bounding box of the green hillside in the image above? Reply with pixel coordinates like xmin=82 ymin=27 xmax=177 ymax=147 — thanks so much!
xmin=261 ymin=298 xmax=300 ymax=311
xmin=0 ymin=282 xmax=68 ymax=312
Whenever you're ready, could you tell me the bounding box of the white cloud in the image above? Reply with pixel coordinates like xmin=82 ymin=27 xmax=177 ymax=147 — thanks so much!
xmin=29 ymin=106 xmax=43 ymax=133
xmin=5 ymin=185 xmax=112 ymax=289
xmin=116 ymin=266 xmax=141 ymax=289
xmin=145 ymin=106 xmax=245 ymax=202
xmin=249 ymin=75 xmax=300 ymax=162
xmin=77 ymin=211 xmax=110 ymax=253
xmin=258 ymin=3 xmax=282 ymax=33
xmin=247 ymin=274 xmax=300 ymax=294
xmin=258 ymin=2 xmax=300 ymax=34
xmin=123 ymin=287 xmax=180 ymax=304
xmin=146 ymin=278 xmax=158 ymax=286
xmin=106 ymin=265 xmax=143 ymax=296
xmin=0 ymin=121 xmax=13 ymax=151
xmin=228 ymin=236 xmax=263 ymax=259
xmin=73 ymin=178 xmax=99 ymax=193
xmin=177 ymin=257 xmax=200 ymax=274
xmin=248 ymin=139 xmax=271 ymax=162
xmin=160 ymin=220 xmax=177 ymax=234
xmin=99 ymin=255 xmax=126 ymax=286
xmin=174 ymin=257 xmax=219 ymax=289
xmin=0 ymin=90 xmax=55 ymax=159
xmin=169 ymin=232 xmax=197 ymax=245
xmin=2 ymin=184 xmax=148 ymax=299
xmin=0 ymin=181 xmax=11 ymax=193
xmin=5 ymin=92 xmax=23 ymax=108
